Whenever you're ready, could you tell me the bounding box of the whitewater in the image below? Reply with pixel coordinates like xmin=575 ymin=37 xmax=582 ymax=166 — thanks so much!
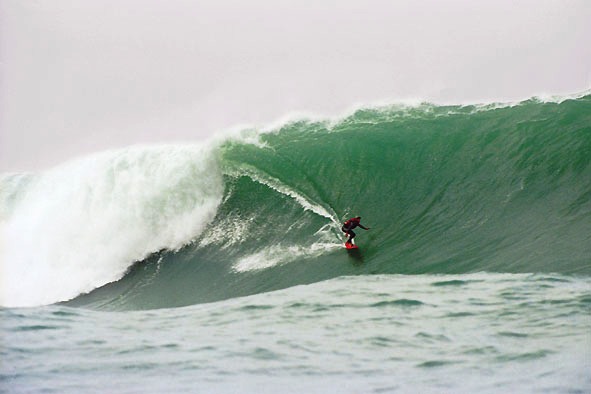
xmin=1 ymin=94 xmax=590 ymax=393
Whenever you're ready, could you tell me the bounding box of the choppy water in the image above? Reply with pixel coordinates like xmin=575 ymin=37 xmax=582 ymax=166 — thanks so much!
xmin=2 ymin=274 xmax=590 ymax=393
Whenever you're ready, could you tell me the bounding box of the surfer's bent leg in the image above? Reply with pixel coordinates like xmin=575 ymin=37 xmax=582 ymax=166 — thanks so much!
xmin=342 ymin=226 xmax=356 ymax=244
xmin=347 ymin=230 xmax=356 ymax=243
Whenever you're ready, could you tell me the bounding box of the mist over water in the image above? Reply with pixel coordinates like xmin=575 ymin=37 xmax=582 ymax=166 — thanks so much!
xmin=2 ymin=1 xmax=590 ymax=172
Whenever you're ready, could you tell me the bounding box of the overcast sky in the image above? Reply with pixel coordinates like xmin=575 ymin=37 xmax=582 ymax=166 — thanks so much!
xmin=1 ymin=0 xmax=590 ymax=172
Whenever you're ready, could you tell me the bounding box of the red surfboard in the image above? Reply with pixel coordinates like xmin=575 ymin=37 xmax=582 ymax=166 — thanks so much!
xmin=345 ymin=243 xmax=358 ymax=250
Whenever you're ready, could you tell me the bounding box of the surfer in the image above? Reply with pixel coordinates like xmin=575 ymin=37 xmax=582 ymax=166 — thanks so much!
xmin=342 ymin=216 xmax=370 ymax=246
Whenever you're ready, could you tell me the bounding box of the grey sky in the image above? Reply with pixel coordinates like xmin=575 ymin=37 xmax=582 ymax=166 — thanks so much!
xmin=1 ymin=0 xmax=590 ymax=172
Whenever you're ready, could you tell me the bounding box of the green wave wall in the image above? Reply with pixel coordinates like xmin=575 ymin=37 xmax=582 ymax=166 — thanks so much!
xmin=71 ymin=95 xmax=591 ymax=310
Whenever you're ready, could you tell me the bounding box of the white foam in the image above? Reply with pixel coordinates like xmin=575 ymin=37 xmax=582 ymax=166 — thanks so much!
xmin=233 ymin=242 xmax=340 ymax=273
xmin=199 ymin=213 xmax=253 ymax=249
xmin=229 ymin=165 xmax=337 ymax=223
xmin=0 ymin=144 xmax=224 ymax=307
xmin=218 ymin=89 xmax=591 ymax=139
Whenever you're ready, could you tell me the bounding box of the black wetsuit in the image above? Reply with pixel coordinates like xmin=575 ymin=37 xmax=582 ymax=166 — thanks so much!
xmin=342 ymin=218 xmax=368 ymax=244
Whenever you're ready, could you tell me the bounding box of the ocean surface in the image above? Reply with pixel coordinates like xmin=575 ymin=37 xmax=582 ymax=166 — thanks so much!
xmin=1 ymin=94 xmax=590 ymax=393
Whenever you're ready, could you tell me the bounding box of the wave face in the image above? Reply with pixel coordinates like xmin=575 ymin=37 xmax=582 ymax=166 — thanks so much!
xmin=2 ymin=95 xmax=590 ymax=309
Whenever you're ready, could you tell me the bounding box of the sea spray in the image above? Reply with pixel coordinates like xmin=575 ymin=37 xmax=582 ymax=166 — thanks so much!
xmin=0 ymin=145 xmax=224 ymax=307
